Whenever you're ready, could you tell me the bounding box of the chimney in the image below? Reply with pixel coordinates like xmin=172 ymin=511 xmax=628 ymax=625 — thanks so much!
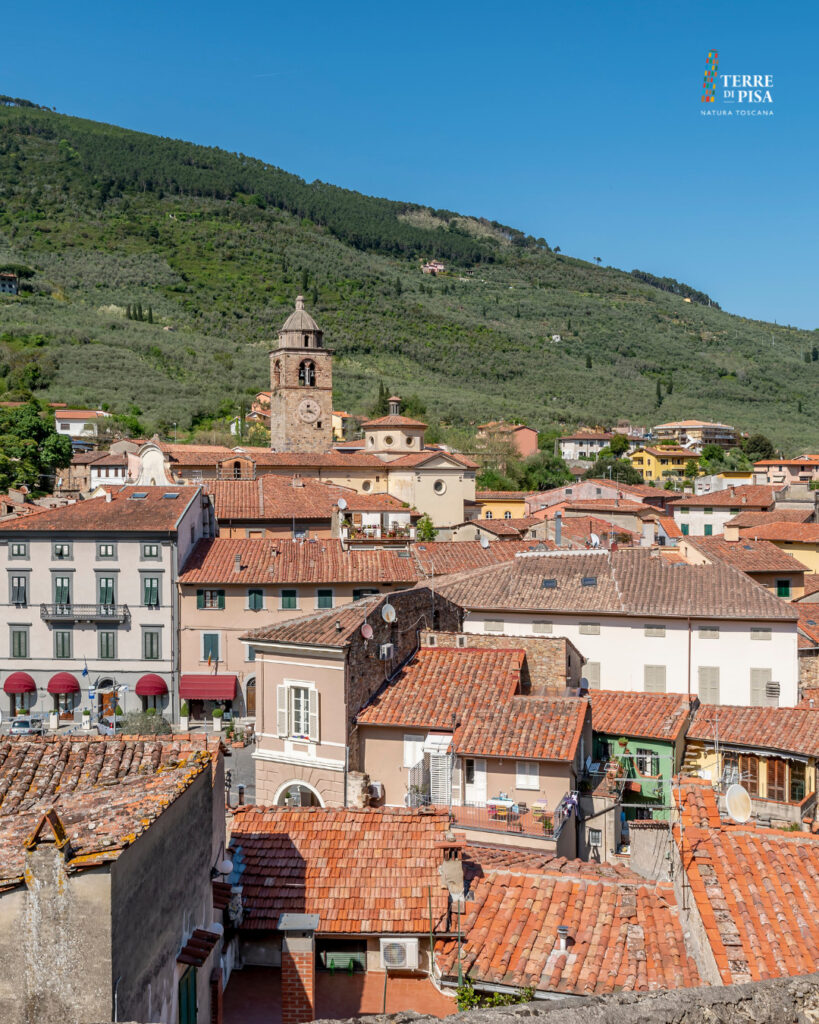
xmin=724 ymin=524 xmax=740 ymax=542
xmin=437 ymin=831 xmax=466 ymax=901
xmin=554 ymin=511 xmax=562 ymax=548
xmin=234 ymin=553 xmax=242 ymax=573
xmin=105 ymin=491 xmax=112 ymax=503
xmin=388 ymin=395 xmax=401 ymax=416
xmin=279 ymin=914 xmax=318 ymax=1024
xmin=556 ymin=925 xmax=570 ymax=952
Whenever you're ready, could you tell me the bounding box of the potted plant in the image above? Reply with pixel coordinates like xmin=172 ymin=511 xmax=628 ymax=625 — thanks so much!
xmin=617 ymin=736 xmax=629 ymax=748
xmin=179 ymin=701 xmax=189 ymax=732
xmin=82 ymin=708 xmax=92 ymax=731
xmin=212 ymin=707 xmax=224 ymax=732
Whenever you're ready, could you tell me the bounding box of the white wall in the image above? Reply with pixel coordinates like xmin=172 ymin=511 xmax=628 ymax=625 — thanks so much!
xmin=673 ymin=507 xmax=739 ymax=536
xmin=463 ymin=612 xmax=799 ymax=706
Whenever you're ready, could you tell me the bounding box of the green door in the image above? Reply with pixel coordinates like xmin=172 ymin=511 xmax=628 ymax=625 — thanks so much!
xmin=179 ymin=967 xmax=196 ymax=1024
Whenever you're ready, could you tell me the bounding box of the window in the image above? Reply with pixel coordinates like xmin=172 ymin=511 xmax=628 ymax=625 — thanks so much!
xmin=98 ymin=576 xmax=116 ymax=606
xmin=10 ymin=575 xmax=27 ymax=606
xmin=751 ymin=627 xmax=772 ymax=641
xmin=484 ymin=620 xmax=503 ymax=632
xmin=196 ymin=589 xmax=225 ymax=610
xmin=681 ymin=523 xmax=689 ymax=536
xmin=247 ymin=588 xmax=264 ymax=611
xmin=790 ymin=761 xmax=806 ymax=803
xmin=433 ymin=480 xmax=446 ymax=495
xmin=698 ymin=626 xmax=719 ymax=640
xmin=353 ymin=588 xmax=379 ymax=601
xmin=516 ymin=761 xmax=539 ymax=790
xmin=579 ymin=622 xmax=600 ymax=635
xmin=317 ymin=589 xmax=333 ymax=609
xmin=532 ymin=622 xmax=553 ymax=634
xmin=98 ymin=630 xmax=116 ymax=659
xmin=403 ymin=733 xmax=425 ymax=768
xmin=644 ymin=665 xmax=667 ymax=693
xmin=704 ymin=524 xmax=713 ymax=537
xmin=143 ymin=576 xmax=160 ymax=608
xmin=703 ymin=507 xmax=713 ymax=515
xmin=245 ymin=642 xmax=256 ymax=663
xmin=52 ymin=542 xmax=72 ymax=560
xmin=635 ymin=749 xmax=660 ymax=777
xmin=291 ymin=686 xmax=310 ymax=737
xmin=679 ymin=507 xmax=689 ymax=515
xmin=11 ymin=628 xmax=28 ymax=658
xmin=698 ymin=666 xmax=720 ymax=704
xmin=644 ymin=625 xmax=665 ymax=637
xmin=298 ymin=360 xmax=316 ymax=386
xmin=384 ymin=435 xmax=394 ymax=447
xmin=484 ymin=510 xmax=493 ymax=519
xmin=280 ymin=589 xmax=298 ymax=610
xmin=54 ymin=630 xmax=72 ymax=659
xmin=143 ymin=629 xmax=161 ymax=660
xmin=504 ymin=511 xmax=512 ymax=519
xmin=776 ymin=579 xmax=791 ymax=598
xmin=97 ymin=542 xmax=116 ymax=559
xmin=464 ymin=759 xmax=476 ymax=785
xmin=584 ymin=662 xmax=601 ymax=689
xmin=202 ymin=633 xmax=220 ymax=663
xmin=54 ymin=576 xmax=71 ymax=606
xmin=750 ymin=667 xmax=775 ymax=707
xmin=588 ymin=828 xmax=602 ymax=847
xmin=9 ymin=542 xmax=28 ymax=559
xmin=142 ymin=543 xmax=160 ymax=559
xmin=723 ymin=753 xmax=759 ymax=795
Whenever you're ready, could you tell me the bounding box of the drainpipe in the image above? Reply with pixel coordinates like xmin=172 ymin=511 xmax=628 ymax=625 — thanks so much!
xmin=171 ymin=533 xmax=180 ymax=725
xmin=113 ymin=975 xmax=122 ymax=1022
xmin=687 ymin=616 xmax=692 ymax=703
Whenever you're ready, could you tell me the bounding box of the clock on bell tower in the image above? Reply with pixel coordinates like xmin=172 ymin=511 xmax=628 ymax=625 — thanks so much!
xmin=269 ymin=295 xmax=334 ymax=453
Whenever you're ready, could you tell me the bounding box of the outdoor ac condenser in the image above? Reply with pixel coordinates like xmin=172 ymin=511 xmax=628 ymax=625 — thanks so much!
xmin=379 ymin=937 xmax=419 ymax=970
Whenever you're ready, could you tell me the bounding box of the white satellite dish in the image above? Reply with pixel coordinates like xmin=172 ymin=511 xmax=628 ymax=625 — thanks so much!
xmin=479 ymin=535 xmax=490 ymax=549
xmin=361 ymin=623 xmax=374 ymax=640
xmin=337 ymin=497 xmax=348 ymax=510
xmin=725 ymin=783 xmax=752 ymax=824
xmin=381 ymin=603 xmax=397 ymax=624
xmin=590 ymin=533 xmax=600 ymax=548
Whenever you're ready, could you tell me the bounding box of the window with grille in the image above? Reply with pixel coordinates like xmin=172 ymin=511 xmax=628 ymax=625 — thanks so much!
xmin=143 ymin=577 xmax=160 ymax=607
xmin=98 ymin=631 xmax=116 ymax=659
xmin=143 ymin=630 xmax=161 ymax=660
xmin=281 ymin=589 xmax=297 ymax=610
xmin=10 ymin=576 xmax=27 ymax=606
xmin=98 ymin=577 xmax=115 ymax=606
xmin=55 ymin=630 xmax=72 ymax=659
xmin=589 ymin=828 xmax=602 ymax=846
xmin=579 ymin=622 xmax=600 ymax=635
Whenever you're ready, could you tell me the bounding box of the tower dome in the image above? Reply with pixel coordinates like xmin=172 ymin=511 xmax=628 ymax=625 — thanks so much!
xmin=278 ymin=295 xmax=323 ymax=348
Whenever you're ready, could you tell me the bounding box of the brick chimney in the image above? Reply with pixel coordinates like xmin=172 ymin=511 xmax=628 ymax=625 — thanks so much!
xmin=279 ymin=914 xmax=319 ymax=1024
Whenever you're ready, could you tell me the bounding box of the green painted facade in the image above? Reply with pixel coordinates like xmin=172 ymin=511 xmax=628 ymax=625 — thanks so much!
xmin=593 ymin=733 xmax=675 ymax=821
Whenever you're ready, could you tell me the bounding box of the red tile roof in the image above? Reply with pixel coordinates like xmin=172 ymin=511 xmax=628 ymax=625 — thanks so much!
xmin=385 ymin=450 xmax=479 ymax=470
xmin=411 ymin=540 xmax=539 ymax=575
xmin=229 ymin=806 xmax=451 ymax=933
xmin=361 ymin=413 xmax=428 ymax=428
xmin=798 ymin=575 xmax=819 ymax=600
xmin=669 ymin=485 xmax=781 ymax=509
xmin=675 ymin=779 xmax=819 ymax=984
xmin=738 ymin=522 xmax=819 ymax=543
xmin=160 ymin=443 xmax=383 ymax=469
xmin=797 ymin=608 xmax=819 ymax=648
xmin=564 ymin=498 xmax=650 ymax=514
xmin=726 ymin=510 xmax=814 ymax=528
xmin=457 ymin=696 xmax=587 ymax=761
xmin=687 ymin=703 xmax=819 ymax=758
xmin=204 ymin=476 xmax=414 ymax=522
xmin=473 ymin=517 xmax=544 ymax=537
xmin=683 ymin=536 xmax=809 ymax=573
xmin=0 ymin=486 xmax=201 ymax=533
xmin=242 ymin=591 xmax=401 ymax=648
xmin=556 ymin=515 xmax=639 ymax=547
xmin=476 ymin=490 xmax=530 ymax=500
xmin=55 ymin=409 xmax=110 ymax=420
xmin=434 ymin=548 xmax=799 ymax=621
xmin=435 ymin=846 xmax=700 ymax=995
xmin=590 ymin=691 xmax=693 ymax=742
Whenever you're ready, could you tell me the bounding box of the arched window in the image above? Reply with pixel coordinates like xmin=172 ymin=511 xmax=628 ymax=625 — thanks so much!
xmin=504 ymin=511 xmax=512 ymax=519
xmin=272 ymin=360 xmax=281 ymax=388
xmin=299 ymin=360 xmax=316 ymax=387
xmin=485 ymin=510 xmax=493 ymax=519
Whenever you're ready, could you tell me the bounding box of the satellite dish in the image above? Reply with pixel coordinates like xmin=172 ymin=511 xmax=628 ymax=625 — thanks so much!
xmin=590 ymin=533 xmax=600 ymax=548
xmin=337 ymin=497 xmax=348 ymax=510
xmin=725 ymin=783 xmax=752 ymax=824
xmin=361 ymin=623 xmax=374 ymax=640
xmin=479 ymin=535 xmax=490 ymax=549
xmin=381 ymin=603 xmax=397 ymax=624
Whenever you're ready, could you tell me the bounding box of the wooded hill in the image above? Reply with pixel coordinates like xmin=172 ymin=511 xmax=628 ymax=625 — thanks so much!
xmin=0 ymin=103 xmax=816 ymax=451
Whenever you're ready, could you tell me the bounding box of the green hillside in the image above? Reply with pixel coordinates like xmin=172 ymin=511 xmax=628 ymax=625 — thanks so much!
xmin=0 ymin=102 xmax=816 ymax=452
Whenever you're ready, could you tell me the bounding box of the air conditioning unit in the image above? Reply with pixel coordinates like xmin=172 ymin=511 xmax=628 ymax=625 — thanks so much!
xmin=379 ymin=643 xmax=395 ymax=661
xmin=379 ymin=937 xmax=419 ymax=971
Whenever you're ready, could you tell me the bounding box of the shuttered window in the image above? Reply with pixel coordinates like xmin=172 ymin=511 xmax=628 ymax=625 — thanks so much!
xmin=54 ymin=576 xmax=71 ymax=605
xmin=644 ymin=665 xmax=667 ymax=693
xmin=247 ymin=588 xmax=264 ymax=611
xmin=143 ymin=577 xmax=160 ymax=607
xmin=54 ymin=630 xmax=72 ymax=659
xmin=698 ymin=626 xmax=719 ymax=640
xmin=532 ymin=622 xmax=553 ymax=634
xmin=196 ymin=589 xmax=224 ymax=609
xmin=98 ymin=577 xmax=115 ymax=606
xmin=585 ymin=662 xmax=601 ymax=689
xmin=11 ymin=628 xmax=27 ymax=658
xmin=579 ymin=622 xmax=601 ymax=635
xmin=750 ymin=668 xmax=774 ymax=706
xmin=750 ymin=627 xmax=771 ymax=641
xmin=280 ymin=589 xmax=298 ymax=610
xmin=698 ymin=666 xmax=720 ymax=704
xmin=10 ymin=576 xmax=27 ymax=605
xmin=767 ymin=758 xmax=787 ymax=802
xmin=317 ymin=589 xmax=334 ymax=609
xmin=403 ymin=734 xmax=425 ymax=768
xmin=277 ymin=684 xmax=319 ymax=741
xmin=484 ymin=620 xmax=503 ymax=632
xmin=516 ymin=761 xmax=539 ymax=790
xmin=644 ymin=625 xmax=665 ymax=638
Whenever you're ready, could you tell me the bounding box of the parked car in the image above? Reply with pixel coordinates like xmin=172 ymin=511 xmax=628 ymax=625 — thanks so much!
xmin=96 ymin=715 xmax=123 ymax=736
xmin=10 ymin=716 xmax=46 ymax=736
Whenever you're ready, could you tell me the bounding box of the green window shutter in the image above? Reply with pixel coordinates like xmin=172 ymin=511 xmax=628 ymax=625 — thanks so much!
xmin=249 ymin=589 xmax=263 ymax=611
xmin=196 ymin=589 xmax=204 ymax=609
xmin=704 ymin=524 xmax=713 ymax=537
xmin=681 ymin=523 xmax=689 ymax=536
xmin=217 ymin=590 xmax=225 ymax=610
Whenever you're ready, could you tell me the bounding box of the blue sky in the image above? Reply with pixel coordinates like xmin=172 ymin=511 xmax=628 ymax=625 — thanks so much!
xmin=5 ymin=0 xmax=817 ymax=326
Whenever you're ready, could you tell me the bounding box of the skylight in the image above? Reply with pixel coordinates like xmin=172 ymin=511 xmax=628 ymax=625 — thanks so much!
xmin=162 ymin=493 xmax=180 ymax=499
xmin=129 ymin=492 xmax=148 ymax=500
xmin=581 ymin=576 xmax=598 ymax=587
xmin=542 ymin=578 xmax=557 ymax=589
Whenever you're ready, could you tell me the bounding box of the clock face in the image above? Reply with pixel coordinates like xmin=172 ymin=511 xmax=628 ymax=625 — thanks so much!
xmin=297 ymin=398 xmax=321 ymax=424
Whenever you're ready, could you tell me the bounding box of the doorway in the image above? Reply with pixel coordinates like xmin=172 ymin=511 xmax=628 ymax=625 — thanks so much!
xmin=97 ymin=680 xmax=117 ymax=718
xmin=245 ymin=677 xmax=256 ymax=717
xmin=464 ymin=758 xmax=486 ymax=804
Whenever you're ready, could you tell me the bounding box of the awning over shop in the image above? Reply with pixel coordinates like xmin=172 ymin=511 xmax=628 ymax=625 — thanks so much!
xmin=179 ymin=674 xmax=236 ymax=700
xmin=135 ymin=674 xmax=168 ymax=697
xmin=48 ymin=672 xmax=80 ymax=694
xmin=4 ymin=672 xmax=36 ymax=694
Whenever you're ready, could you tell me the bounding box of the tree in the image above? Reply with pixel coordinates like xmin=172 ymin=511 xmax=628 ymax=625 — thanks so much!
xmin=742 ymin=432 xmax=776 ymax=461
xmin=147 ymin=306 xmax=153 ymax=323
xmin=585 ymin=355 xmax=592 ymax=369
xmin=394 ymin=277 xmax=402 ymax=296
xmin=582 ymin=455 xmax=643 ymax=486
xmin=518 ymin=452 xmax=572 ymax=491
xmin=609 ymin=433 xmax=629 ymax=457
xmin=655 ymin=379 xmax=663 ymax=408
xmin=0 ymin=401 xmax=72 ymax=493
xmin=700 ymin=443 xmax=724 ymax=465
xmin=684 ymin=458 xmax=700 ymax=480
xmin=416 ymin=514 xmax=438 ymax=541
xmin=594 ymin=256 xmax=602 ymax=265
xmin=369 ymin=380 xmax=389 ymax=419
xmin=300 ymin=268 xmax=309 ymax=292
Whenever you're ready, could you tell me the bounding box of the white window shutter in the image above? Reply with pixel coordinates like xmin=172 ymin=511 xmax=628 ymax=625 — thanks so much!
xmin=750 ymin=668 xmax=771 ymax=707
xmin=698 ymin=666 xmax=720 ymax=704
xmin=308 ymin=689 xmax=320 ymax=742
xmin=451 ymin=760 xmax=462 ymax=806
xmin=277 ymin=685 xmax=288 ymax=737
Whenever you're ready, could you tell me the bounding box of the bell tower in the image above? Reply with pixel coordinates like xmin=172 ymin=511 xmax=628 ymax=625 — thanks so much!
xmin=269 ymin=296 xmax=333 ymax=453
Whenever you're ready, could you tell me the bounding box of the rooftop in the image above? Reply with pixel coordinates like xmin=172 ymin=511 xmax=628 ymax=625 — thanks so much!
xmin=54 ymin=409 xmax=111 ymax=420
xmin=669 ymin=485 xmax=781 ymax=509
xmin=159 ymin=443 xmax=383 ymax=470
xmin=279 ymin=295 xmax=320 ymax=334
xmin=590 ymin=690 xmax=693 ymax=742
xmin=725 ymin=509 xmax=814 ymax=528
xmin=687 ymin=703 xmax=819 ymax=758
xmin=229 ymin=806 xmax=451 ymax=933
xmin=0 ymin=486 xmax=202 ymax=534
xmin=654 ymin=419 xmax=735 ymax=430
xmin=475 ymin=490 xmax=530 ymax=500
xmin=738 ymin=522 xmax=819 ymax=543
xmin=434 ymin=548 xmax=799 ymax=622
xmin=682 ymin=536 xmax=809 ymax=574
xmin=360 ymin=413 xmax=428 ymax=429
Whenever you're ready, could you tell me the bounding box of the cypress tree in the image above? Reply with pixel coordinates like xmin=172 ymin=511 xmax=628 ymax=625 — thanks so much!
xmin=137 ymin=302 xmax=144 ymax=322
xmin=147 ymin=306 xmax=153 ymax=323
xmin=126 ymin=304 xmax=131 ymax=320
xmin=585 ymin=355 xmax=592 ymax=369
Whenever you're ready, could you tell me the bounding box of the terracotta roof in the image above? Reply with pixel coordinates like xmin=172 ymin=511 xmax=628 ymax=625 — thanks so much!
xmin=477 ymin=421 xmax=535 ymax=434
xmin=385 ymin=450 xmax=479 ymax=470
xmin=564 ymin=499 xmax=652 ymax=515
xmin=161 ymin=443 xmax=383 ymax=469
xmin=688 ymin=704 xmax=819 ymax=758
xmin=675 ymin=779 xmax=819 ymax=984
xmin=457 ymin=696 xmax=587 ymax=761
xmin=473 ymin=517 xmax=543 ymax=537
xmin=476 ymin=490 xmax=530 ymax=500
xmin=243 ymin=591 xmax=397 ymax=648
xmin=90 ymin=452 xmax=129 ymax=466
xmin=557 ymin=516 xmax=639 ymax=547
xmin=683 ymin=536 xmax=809 ymax=573
xmin=435 ymin=846 xmax=700 ymax=995
xmin=753 ymin=456 xmax=819 ymax=467
xmin=655 ymin=419 xmax=735 ymax=429
xmin=590 ymin=691 xmax=693 ymax=742
xmin=71 ymin=451 xmax=107 ymax=466
xmin=361 ymin=414 xmax=428 ymax=428
xmin=0 ymin=736 xmax=216 ymax=890
xmin=54 ymin=409 xmax=110 ymax=420
xmin=634 ymin=447 xmax=699 ymax=459
xmin=654 ymin=516 xmax=683 ymax=539
xmin=434 ymin=548 xmax=799 ymax=621
xmin=726 ymin=509 xmax=814 ymax=528
xmin=669 ymin=485 xmax=781 ymax=509
xmin=229 ymin=806 xmax=450 ymax=933
xmin=0 ymin=486 xmax=202 ymax=533
xmin=204 ymin=476 xmax=415 ymax=522
xmin=798 ymin=575 xmax=819 ymax=600
xmin=797 ymin=608 xmax=819 ymax=648
xmin=411 ymin=540 xmax=540 ymax=575
xmin=738 ymin=522 xmax=819 ymax=543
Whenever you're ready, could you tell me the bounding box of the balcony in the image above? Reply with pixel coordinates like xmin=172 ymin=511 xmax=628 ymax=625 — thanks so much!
xmin=449 ymin=801 xmax=558 ymax=841
xmin=40 ymin=603 xmax=130 ymax=624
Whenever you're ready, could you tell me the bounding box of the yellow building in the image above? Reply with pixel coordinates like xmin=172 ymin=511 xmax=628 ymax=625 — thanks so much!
xmin=629 ymin=446 xmax=700 ymax=483
xmin=474 ymin=490 xmax=529 ymax=519
xmin=734 ymin=522 xmax=819 ymax=575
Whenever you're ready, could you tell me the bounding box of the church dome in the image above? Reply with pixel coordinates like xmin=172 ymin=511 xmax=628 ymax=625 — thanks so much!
xmin=280 ymin=295 xmax=319 ymax=333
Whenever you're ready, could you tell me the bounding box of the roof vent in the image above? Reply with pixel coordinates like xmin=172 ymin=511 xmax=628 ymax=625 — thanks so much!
xmin=542 ymin=578 xmax=557 ymax=589
xmin=556 ymin=925 xmax=570 ymax=952
xmin=234 ymin=554 xmax=242 ymax=573
xmin=581 ymin=576 xmax=598 ymax=587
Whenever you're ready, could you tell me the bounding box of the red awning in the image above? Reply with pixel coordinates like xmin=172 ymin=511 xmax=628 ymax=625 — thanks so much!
xmin=4 ymin=672 xmax=36 ymax=694
xmin=179 ymin=675 xmax=236 ymax=700
xmin=47 ymin=672 xmax=80 ymax=695
xmin=135 ymin=674 xmax=168 ymax=697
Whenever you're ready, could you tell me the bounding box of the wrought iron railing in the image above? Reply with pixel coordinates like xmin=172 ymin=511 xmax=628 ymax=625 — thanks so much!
xmin=40 ymin=603 xmax=130 ymax=624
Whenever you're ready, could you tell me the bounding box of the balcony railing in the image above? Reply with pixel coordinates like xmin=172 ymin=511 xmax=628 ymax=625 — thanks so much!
xmin=341 ymin=525 xmax=416 ymax=542
xmin=449 ymin=801 xmax=557 ymax=841
xmin=40 ymin=603 xmax=130 ymax=624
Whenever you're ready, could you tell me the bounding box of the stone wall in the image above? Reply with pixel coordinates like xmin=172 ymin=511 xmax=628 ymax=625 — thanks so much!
xmin=313 ymin=972 xmax=819 ymax=1024
xmin=800 ymin=650 xmax=819 ymax=690
xmin=419 ymin=630 xmax=583 ymax=693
